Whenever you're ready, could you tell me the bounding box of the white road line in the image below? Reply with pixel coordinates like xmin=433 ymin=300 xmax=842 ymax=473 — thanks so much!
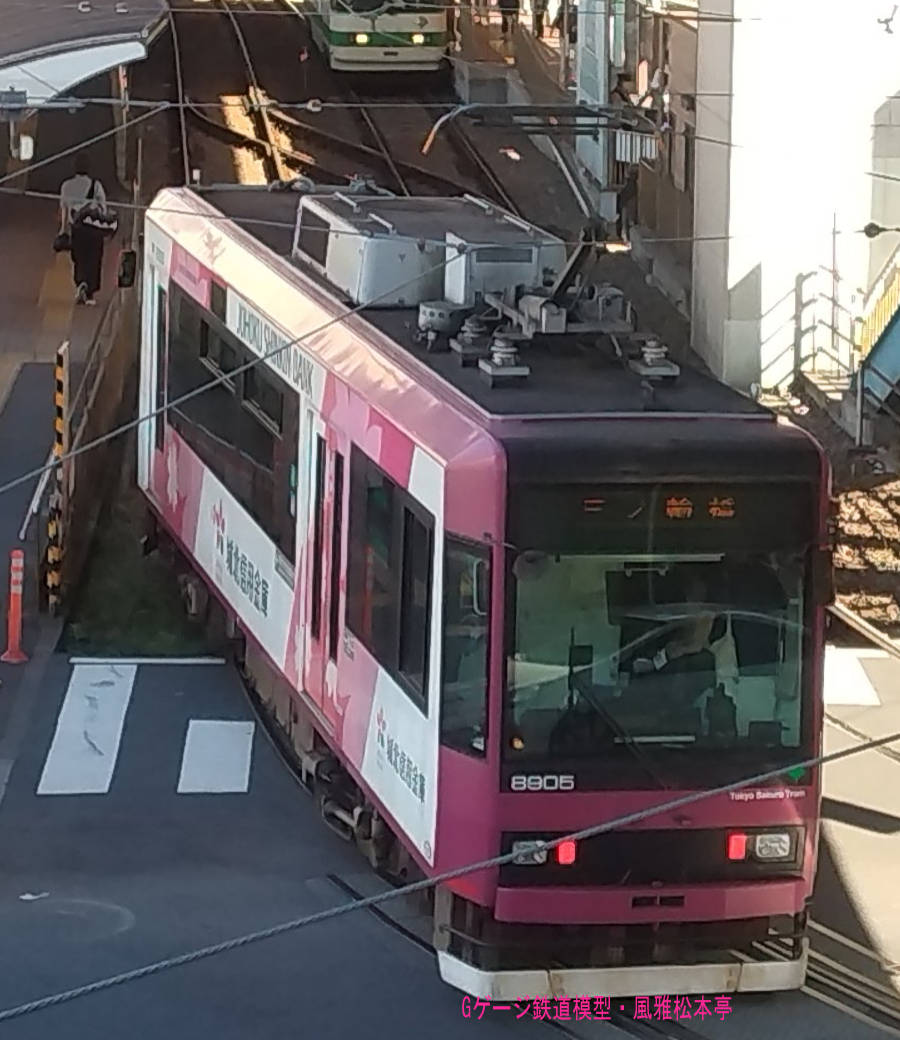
xmin=37 ymin=664 xmax=137 ymax=795
xmin=18 ymin=448 xmax=53 ymax=542
xmin=68 ymin=657 xmax=226 ymax=666
xmin=177 ymin=720 xmax=254 ymax=794
xmin=824 ymin=646 xmax=884 ymax=707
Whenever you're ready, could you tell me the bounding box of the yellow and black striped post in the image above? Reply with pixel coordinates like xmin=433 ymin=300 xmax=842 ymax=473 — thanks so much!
xmin=47 ymin=342 xmax=69 ymax=614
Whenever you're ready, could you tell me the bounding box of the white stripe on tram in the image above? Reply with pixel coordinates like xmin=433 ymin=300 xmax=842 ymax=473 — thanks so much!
xmin=68 ymin=657 xmax=226 ymax=666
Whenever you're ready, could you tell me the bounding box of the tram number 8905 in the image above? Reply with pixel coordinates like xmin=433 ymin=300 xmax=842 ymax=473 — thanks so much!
xmin=510 ymin=775 xmax=575 ymax=792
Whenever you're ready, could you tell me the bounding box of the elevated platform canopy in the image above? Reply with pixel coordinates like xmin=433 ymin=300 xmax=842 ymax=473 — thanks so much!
xmin=0 ymin=0 xmax=166 ymax=106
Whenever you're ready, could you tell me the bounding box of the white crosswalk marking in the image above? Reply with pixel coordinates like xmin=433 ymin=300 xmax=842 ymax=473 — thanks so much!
xmin=177 ymin=720 xmax=255 ymax=794
xmin=33 ymin=661 xmax=258 ymax=797
xmin=37 ymin=663 xmax=137 ymax=795
xmin=824 ymin=646 xmax=885 ymax=707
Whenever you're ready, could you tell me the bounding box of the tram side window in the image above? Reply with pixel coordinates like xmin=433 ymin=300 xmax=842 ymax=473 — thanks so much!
xmin=165 ymin=285 xmax=299 ymax=561
xmin=346 ymin=447 xmax=434 ymax=713
xmin=399 ymin=509 xmax=433 ymax=701
xmin=440 ymin=538 xmax=489 ymax=758
xmin=347 ymin=449 xmax=396 ymax=662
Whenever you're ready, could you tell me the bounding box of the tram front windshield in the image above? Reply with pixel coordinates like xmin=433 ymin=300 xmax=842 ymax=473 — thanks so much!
xmin=503 ymin=484 xmax=816 ymax=783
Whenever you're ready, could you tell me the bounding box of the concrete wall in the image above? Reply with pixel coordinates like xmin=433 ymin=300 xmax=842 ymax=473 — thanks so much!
xmin=691 ymin=0 xmax=736 ymax=385
xmin=692 ymin=0 xmax=900 ymax=391
xmin=645 ymin=17 xmax=696 ymax=270
xmin=869 ymin=97 xmax=900 ymax=291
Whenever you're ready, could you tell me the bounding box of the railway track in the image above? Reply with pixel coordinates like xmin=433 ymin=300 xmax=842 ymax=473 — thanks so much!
xmin=324 ymin=813 xmax=900 ymax=1040
xmin=167 ymin=0 xmax=351 ymax=185
xmin=438 ymin=107 xmax=522 ymax=216
xmin=341 ymin=84 xmax=524 ymax=213
xmin=167 ymin=0 xmax=523 ymax=210
xmin=325 ymin=873 xmax=709 ymax=1040
xmin=219 ymin=0 xmax=293 ymax=183
xmin=265 ymin=100 xmax=466 ymax=195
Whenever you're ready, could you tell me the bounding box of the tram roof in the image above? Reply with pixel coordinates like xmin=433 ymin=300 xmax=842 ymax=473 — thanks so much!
xmin=0 ymin=0 xmax=166 ymax=106
xmin=181 ymin=185 xmax=773 ymax=423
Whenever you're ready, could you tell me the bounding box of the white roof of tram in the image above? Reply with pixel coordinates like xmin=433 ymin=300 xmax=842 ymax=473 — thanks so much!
xmin=0 ymin=0 xmax=166 ymax=105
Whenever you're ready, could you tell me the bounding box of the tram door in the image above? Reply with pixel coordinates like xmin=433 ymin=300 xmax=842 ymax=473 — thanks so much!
xmin=306 ymin=418 xmax=345 ymax=730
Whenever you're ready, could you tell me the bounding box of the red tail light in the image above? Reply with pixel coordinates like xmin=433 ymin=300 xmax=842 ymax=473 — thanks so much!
xmin=727 ymin=832 xmax=748 ymax=860
xmin=557 ymin=840 xmax=577 ymax=865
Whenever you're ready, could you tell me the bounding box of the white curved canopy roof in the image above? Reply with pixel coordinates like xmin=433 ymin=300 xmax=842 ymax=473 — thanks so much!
xmin=0 ymin=0 xmax=166 ymax=105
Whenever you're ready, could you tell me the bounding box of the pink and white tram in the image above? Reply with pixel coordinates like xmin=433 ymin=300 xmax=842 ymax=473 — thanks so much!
xmin=138 ymin=184 xmax=832 ymax=1000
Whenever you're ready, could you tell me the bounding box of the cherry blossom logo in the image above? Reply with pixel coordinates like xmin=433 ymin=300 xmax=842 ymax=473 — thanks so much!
xmin=212 ymin=501 xmax=225 ymax=555
xmin=201 ymin=229 xmax=225 ymax=266
xmin=376 ymin=707 xmax=386 ymax=748
xmin=328 ymin=382 xmax=382 ymax=461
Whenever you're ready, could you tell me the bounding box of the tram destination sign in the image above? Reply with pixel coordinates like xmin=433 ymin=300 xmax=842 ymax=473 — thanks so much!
xmin=511 ymin=482 xmax=815 ymax=552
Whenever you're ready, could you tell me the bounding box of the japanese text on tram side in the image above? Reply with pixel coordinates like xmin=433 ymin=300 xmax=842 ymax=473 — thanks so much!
xmin=461 ymin=994 xmax=733 ymax=1022
xmin=212 ymin=502 xmax=270 ymax=616
xmin=220 ymin=540 xmax=266 ymax=611
xmin=376 ymin=709 xmax=425 ymax=803
xmin=225 ymin=538 xmax=269 ymax=617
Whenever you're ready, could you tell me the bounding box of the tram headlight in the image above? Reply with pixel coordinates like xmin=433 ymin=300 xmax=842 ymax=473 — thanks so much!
xmin=511 ymin=840 xmax=547 ymax=865
xmin=753 ymin=832 xmax=792 ymax=860
xmin=411 ymin=32 xmax=425 ymax=44
xmin=355 ymin=32 xmax=369 ymax=44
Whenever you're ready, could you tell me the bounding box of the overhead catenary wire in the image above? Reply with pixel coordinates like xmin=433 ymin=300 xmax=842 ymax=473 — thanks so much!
xmin=0 ymin=251 xmax=465 ymax=505
xmin=0 ymin=25 xmax=884 ymax=503
xmin=0 ymin=142 xmax=876 ymax=512
xmin=0 ymin=13 xmax=871 ymax=191
xmin=0 ymin=11 xmax=883 ymax=1015
xmin=0 ymin=183 xmax=878 ymax=249
xmin=98 ymin=0 xmax=757 ymax=19
xmin=0 ymin=727 xmax=896 ymax=1025
xmin=0 ymin=104 xmax=168 ymax=189
xmin=21 ymin=92 xmax=736 ymax=150
xmin=0 ymin=178 xmax=875 ymax=551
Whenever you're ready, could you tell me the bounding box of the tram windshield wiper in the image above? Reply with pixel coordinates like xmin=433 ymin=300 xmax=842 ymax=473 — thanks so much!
xmin=567 ymin=633 xmax=671 ymax=790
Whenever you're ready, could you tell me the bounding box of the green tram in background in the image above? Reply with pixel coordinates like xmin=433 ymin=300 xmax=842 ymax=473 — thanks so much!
xmin=295 ymin=0 xmax=449 ymax=72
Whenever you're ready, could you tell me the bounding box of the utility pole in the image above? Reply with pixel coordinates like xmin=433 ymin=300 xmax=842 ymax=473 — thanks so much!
xmin=0 ymin=88 xmax=34 ymax=163
xmin=597 ymin=0 xmax=609 ymax=184
xmin=572 ymin=0 xmax=610 ymax=200
xmin=561 ymin=0 xmax=570 ymax=88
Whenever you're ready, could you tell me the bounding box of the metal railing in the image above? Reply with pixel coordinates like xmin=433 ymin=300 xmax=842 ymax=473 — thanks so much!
xmin=853 ymin=353 xmax=900 ymax=446
xmin=770 ymin=265 xmax=861 ymax=395
xmin=68 ymin=295 xmax=121 ymax=451
xmin=27 ymin=130 xmax=145 ymax=611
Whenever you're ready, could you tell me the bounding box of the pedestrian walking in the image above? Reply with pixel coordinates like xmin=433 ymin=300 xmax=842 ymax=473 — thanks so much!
xmin=616 ymin=167 xmax=638 ymax=242
xmin=552 ymin=0 xmax=576 ymax=44
xmin=58 ymin=154 xmax=113 ymax=307
xmin=498 ymin=0 xmax=519 ymax=39
xmin=532 ymin=0 xmax=548 ymax=37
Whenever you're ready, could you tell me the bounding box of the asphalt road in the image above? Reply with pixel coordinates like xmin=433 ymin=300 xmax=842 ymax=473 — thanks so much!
xmin=0 ymin=655 xmax=896 ymax=1039
xmin=0 ymin=658 xmax=565 ymax=1039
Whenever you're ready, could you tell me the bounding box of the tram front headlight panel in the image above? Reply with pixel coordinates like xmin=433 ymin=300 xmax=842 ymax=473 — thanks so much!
xmin=511 ymin=840 xmax=547 ymax=865
xmin=355 ymin=32 xmax=369 ymax=44
xmin=754 ymin=832 xmax=792 ymax=860
xmin=411 ymin=32 xmax=425 ymax=43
